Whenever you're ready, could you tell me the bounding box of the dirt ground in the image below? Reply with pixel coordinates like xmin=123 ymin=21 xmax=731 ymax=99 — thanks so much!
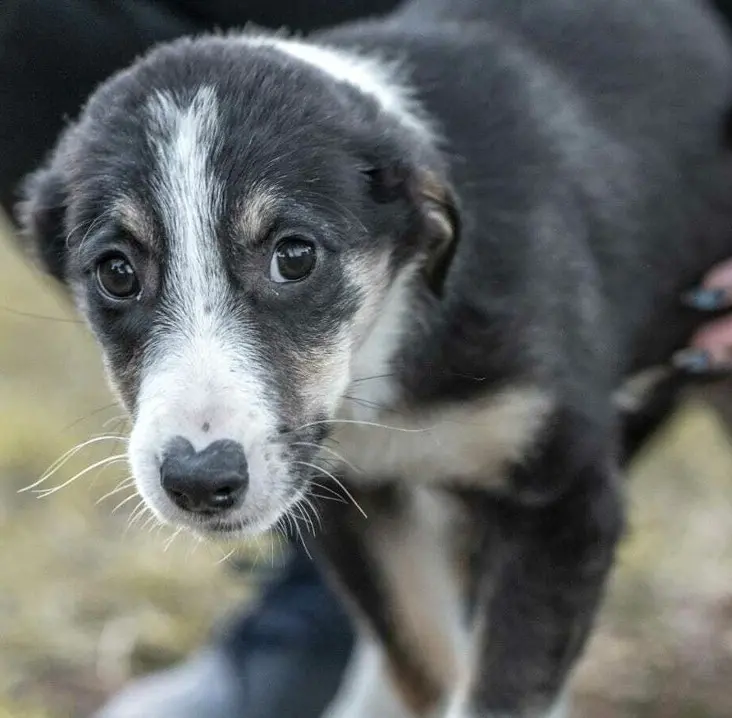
xmin=1 ymin=215 xmax=732 ymax=718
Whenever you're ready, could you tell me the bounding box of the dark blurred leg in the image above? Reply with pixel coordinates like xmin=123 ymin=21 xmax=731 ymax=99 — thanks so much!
xmin=216 ymin=544 xmax=355 ymax=718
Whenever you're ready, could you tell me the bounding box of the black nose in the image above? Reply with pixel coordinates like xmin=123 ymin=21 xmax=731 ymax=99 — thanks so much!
xmin=160 ymin=438 xmax=248 ymax=514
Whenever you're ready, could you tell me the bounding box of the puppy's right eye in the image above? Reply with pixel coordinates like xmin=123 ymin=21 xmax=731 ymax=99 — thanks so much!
xmin=270 ymin=237 xmax=317 ymax=283
xmin=96 ymin=254 xmax=140 ymax=300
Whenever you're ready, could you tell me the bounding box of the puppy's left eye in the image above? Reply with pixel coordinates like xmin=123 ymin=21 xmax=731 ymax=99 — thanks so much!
xmin=270 ymin=238 xmax=316 ymax=283
xmin=96 ymin=254 xmax=140 ymax=300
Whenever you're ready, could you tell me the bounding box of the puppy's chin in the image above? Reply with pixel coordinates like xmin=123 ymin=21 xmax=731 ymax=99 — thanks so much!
xmin=188 ymin=494 xmax=306 ymax=541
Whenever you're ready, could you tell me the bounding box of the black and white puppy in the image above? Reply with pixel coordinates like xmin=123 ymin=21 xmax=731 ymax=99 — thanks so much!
xmin=16 ymin=0 xmax=732 ymax=716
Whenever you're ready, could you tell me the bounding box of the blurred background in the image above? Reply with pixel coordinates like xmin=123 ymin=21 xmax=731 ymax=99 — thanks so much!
xmin=2 ymin=1 xmax=732 ymax=717
xmin=3 ymin=211 xmax=732 ymax=718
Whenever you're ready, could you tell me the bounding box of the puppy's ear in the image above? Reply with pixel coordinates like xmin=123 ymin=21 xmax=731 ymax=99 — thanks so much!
xmin=366 ymin=164 xmax=461 ymax=295
xmin=415 ymin=169 xmax=461 ymax=295
xmin=15 ymin=164 xmax=70 ymax=284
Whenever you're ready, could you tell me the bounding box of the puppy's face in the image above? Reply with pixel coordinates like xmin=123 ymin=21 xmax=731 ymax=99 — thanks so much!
xmin=18 ymin=36 xmax=457 ymax=537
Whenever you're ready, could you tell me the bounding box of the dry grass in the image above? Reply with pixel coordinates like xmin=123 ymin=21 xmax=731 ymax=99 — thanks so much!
xmin=1 ymin=214 xmax=732 ymax=717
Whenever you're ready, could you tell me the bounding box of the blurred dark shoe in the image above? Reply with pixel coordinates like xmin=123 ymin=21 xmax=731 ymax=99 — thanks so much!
xmin=93 ymin=649 xmax=252 ymax=718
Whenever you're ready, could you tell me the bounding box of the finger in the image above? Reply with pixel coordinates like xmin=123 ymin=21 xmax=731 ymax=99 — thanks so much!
xmin=672 ymin=316 xmax=732 ymax=375
xmin=682 ymin=258 xmax=732 ymax=311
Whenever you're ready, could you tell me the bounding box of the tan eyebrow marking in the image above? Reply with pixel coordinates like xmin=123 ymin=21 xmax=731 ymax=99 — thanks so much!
xmin=237 ymin=186 xmax=280 ymax=242
xmin=113 ymin=196 xmax=156 ymax=248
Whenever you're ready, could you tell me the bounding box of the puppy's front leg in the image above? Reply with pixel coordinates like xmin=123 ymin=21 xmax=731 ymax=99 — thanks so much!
xmin=313 ymin=484 xmax=467 ymax=718
xmin=446 ymin=415 xmax=625 ymax=718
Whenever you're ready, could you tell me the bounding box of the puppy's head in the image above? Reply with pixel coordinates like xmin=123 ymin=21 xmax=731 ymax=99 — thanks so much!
xmin=17 ymin=34 xmax=459 ymax=537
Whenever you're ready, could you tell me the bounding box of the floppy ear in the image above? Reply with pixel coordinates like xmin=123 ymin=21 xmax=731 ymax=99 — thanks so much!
xmin=15 ymin=164 xmax=70 ymax=285
xmin=416 ymin=169 xmax=461 ymax=296
xmin=366 ymin=163 xmax=461 ymax=295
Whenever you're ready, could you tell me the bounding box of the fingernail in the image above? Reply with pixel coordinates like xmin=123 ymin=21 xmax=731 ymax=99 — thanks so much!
xmin=681 ymin=287 xmax=731 ymax=311
xmin=672 ymin=348 xmax=714 ymax=374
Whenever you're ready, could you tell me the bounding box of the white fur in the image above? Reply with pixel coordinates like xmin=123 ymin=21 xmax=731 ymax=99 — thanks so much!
xmin=374 ymin=490 xmax=469 ymax=687
xmin=128 ymin=87 xmax=297 ymax=535
xmin=323 ymin=638 xmax=413 ymax=718
xmin=238 ymin=35 xmax=432 ymax=137
xmin=331 ymin=384 xmax=553 ymax=488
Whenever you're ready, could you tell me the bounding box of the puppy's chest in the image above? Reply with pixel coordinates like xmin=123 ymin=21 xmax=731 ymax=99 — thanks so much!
xmin=324 ymin=381 xmax=553 ymax=488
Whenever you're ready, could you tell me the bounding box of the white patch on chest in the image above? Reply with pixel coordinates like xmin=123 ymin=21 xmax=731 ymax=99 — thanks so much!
xmin=329 ymin=386 xmax=552 ymax=487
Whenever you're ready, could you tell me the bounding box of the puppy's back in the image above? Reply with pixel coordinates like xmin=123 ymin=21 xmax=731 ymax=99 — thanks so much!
xmin=322 ymin=0 xmax=732 ymax=373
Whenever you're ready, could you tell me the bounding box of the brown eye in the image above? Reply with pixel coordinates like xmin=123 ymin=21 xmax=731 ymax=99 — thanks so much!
xmin=96 ymin=254 xmax=140 ymax=299
xmin=270 ymin=238 xmax=316 ymax=283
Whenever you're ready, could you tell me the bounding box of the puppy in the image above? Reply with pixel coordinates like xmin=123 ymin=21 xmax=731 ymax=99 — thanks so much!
xmin=16 ymin=0 xmax=732 ymax=716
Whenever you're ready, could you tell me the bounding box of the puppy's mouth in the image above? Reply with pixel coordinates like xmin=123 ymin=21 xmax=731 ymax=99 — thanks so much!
xmin=186 ymin=486 xmax=306 ymax=539
xmin=128 ymin=431 xmax=320 ymax=541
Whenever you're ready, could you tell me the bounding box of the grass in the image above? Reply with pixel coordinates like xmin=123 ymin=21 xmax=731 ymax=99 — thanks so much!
xmin=1 ymin=213 xmax=732 ymax=717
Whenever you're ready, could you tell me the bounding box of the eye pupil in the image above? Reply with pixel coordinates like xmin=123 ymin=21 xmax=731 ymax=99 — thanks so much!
xmin=273 ymin=238 xmax=316 ymax=282
xmin=97 ymin=255 xmax=140 ymax=299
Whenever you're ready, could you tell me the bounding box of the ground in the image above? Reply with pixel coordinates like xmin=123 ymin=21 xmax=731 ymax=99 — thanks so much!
xmin=1 ymin=214 xmax=732 ymax=718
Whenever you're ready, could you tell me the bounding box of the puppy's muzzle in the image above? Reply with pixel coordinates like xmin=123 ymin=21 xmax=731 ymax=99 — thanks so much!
xmin=160 ymin=437 xmax=248 ymax=515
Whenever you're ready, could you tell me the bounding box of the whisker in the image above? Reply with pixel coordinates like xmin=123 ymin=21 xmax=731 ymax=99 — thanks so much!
xmin=123 ymin=500 xmax=149 ymax=535
xmin=95 ymin=477 xmax=135 ymax=505
xmin=295 ymin=418 xmax=432 ymax=434
xmin=308 ymin=479 xmax=348 ymax=501
xmin=33 ymin=454 xmax=128 ymax=498
xmin=292 ymin=502 xmax=315 ymax=535
xmin=294 ymin=461 xmax=367 ymax=519
xmin=21 ymin=435 xmax=128 ymax=493
xmin=307 ymin=491 xmax=348 ymax=504
xmin=300 ymin=495 xmax=323 ymax=531
xmin=284 ymin=511 xmax=300 ymax=548
xmin=309 ymin=480 xmax=349 ymax=499
xmin=290 ymin=511 xmax=312 ymax=559
xmin=291 ymin=441 xmax=362 ymax=474
xmin=111 ymin=492 xmax=140 ymax=515
xmin=74 ymin=209 xmax=114 ymax=254
xmin=0 ymin=305 xmax=83 ymax=324
xmin=349 ymin=372 xmax=395 ymax=385
xmin=53 ymin=404 xmax=122 ymax=437
xmin=129 ymin=507 xmax=154 ymax=535
xmin=102 ymin=413 xmax=130 ymax=430
xmin=164 ymin=528 xmax=182 ymax=552
xmin=185 ymin=535 xmax=203 ymax=562
xmin=215 ymin=547 xmax=237 ymax=566
xmin=144 ymin=513 xmax=161 ymax=533
xmin=341 ymin=395 xmax=411 ymax=419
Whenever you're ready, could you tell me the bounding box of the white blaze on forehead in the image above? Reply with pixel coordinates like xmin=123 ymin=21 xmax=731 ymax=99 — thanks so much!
xmin=237 ymin=35 xmax=432 ymax=137
xmin=147 ymin=85 xmax=224 ymax=314
xmin=141 ymin=84 xmax=266 ymax=426
xmin=133 ymin=86 xmax=276 ymax=454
